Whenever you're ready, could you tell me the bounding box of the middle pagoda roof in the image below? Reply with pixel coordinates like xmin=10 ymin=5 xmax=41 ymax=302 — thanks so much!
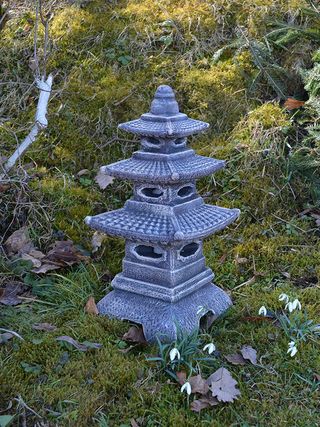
xmin=101 ymin=150 xmax=224 ymax=184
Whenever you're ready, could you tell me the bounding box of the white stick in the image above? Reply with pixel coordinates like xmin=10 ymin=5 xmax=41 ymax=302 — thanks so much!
xmin=0 ymin=74 xmax=53 ymax=181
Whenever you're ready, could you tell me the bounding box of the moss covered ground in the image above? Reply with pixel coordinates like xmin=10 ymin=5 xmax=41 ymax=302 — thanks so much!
xmin=0 ymin=1 xmax=319 ymax=425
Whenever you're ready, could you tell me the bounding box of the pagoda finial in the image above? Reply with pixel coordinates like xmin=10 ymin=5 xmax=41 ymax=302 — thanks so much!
xmin=150 ymin=85 xmax=179 ymax=116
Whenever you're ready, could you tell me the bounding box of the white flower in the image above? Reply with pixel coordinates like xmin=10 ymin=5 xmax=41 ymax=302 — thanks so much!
xmin=286 ymin=299 xmax=302 ymax=312
xmin=180 ymin=381 xmax=192 ymax=395
xmin=169 ymin=347 xmax=180 ymax=362
xmin=292 ymin=299 xmax=302 ymax=310
xmin=287 ymin=342 xmax=298 ymax=357
xmin=279 ymin=293 xmax=289 ymax=303
xmin=258 ymin=306 xmax=267 ymax=316
xmin=203 ymin=343 xmax=216 ymax=354
xmin=285 ymin=302 xmax=294 ymax=313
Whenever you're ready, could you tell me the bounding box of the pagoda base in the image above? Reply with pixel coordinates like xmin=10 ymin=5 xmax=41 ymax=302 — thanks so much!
xmin=97 ymin=283 xmax=232 ymax=342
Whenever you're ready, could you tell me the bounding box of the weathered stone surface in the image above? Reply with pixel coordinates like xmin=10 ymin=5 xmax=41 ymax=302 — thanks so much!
xmin=85 ymin=85 xmax=239 ymax=342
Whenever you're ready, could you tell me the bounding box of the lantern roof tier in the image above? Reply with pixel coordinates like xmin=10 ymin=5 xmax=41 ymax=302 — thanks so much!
xmin=118 ymin=85 xmax=209 ymax=137
xmin=85 ymin=198 xmax=240 ymax=244
xmin=102 ymin=149 xmax=225 ymax=184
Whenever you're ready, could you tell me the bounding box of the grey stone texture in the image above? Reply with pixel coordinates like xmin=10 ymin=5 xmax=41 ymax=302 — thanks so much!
xmin=85 ymin=85 xmax=240 ymax=342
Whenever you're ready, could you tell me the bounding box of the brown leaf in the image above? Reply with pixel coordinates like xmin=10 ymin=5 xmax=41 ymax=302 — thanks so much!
xmin=32 ymin=263 xmax=61 ymax=274
xmin=235 ymin=254 xmax=249 ymax=264
xmin=21 ymin=249 xmax=46 ymax=268
xmin=225 ymin=353 xmax=246 ymax=365
xmin=190 ymin=395 xmax=219 ymax=413
xmin=189 ymin=374 xmax=209 ymax=395
xmin=95 ymin=171 xmax=114 ymax=190
xmin=284 ymin=97 xmax=305 ymax=110
xmin=123 ymin=326 xmax=147 ymax=344
xmin=91 ymin=231 xmax=106 ymax=253
xmin=84 ymin=296 xmax=99 ymax=315
xmin=0 ymin=282 xmax=28 ymax=306
xmin=56 ymin=335 xmax=102 ymax=351
xmin=207 ymin=367 xmax=241 ymax=403
xmin=176 ymin=371 xmax=187 ymax=385
xmin=77 ymin=169 xmax=90 ymax=176
xmin=45 ymin=240 xmax=88 ymax=266
xmin=313 ymin=373 xmax=320 ymax=382
xmin=240 ymin=345 xmax=258 ymax=365
xmin=32 ymin=323 xmax=57 ymax=332
xmin=4 ymin=227 xmax=34 ymax=256
xmin=0 ymin=183 xmax=11 ymax=193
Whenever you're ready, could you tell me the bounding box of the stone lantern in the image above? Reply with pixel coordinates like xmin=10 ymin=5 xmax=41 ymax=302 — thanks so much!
xmin=85 ymin=85 xmax=240 ymax=342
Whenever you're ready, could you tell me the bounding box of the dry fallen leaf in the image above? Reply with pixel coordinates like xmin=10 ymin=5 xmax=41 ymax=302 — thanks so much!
xmin=176 ymin=371 xmax=187 ymax=385
xmin=240 ymin=345 xmax=258 ymax=366
xmin=123 ymin=326 xmax=147 ymax=344
xmin=189 ymin=374 xmax=209 ymax=395
xmin=84 ymin=296 xmax=99 ymax=315
xmin=4 ymin=227 xmax=34 ymax=256
xmin=21 ymin=249 xmax=46 ymax=268
xmin=32 ymin=263 xmax=61 ymax=274
xmin=190 ymin=396 xmax=219 ymax=413
xmin=77 ymin=169 xmax=90 ymax=176
xmin=284 ymin=97 xmax=305 ymax=110
xmin=56 ymin=335 xmax=102 ymax=351
xmin=95 ymin=171 xmax=114 ymax=190
xmin=45 ymin=240 xmax=88 ymax=266
xmin=32 ymin=323 xmax=57 ymax=332
xmin=207 ymin=367 xmax=241 ymax=403
xmin=225 ymin=353 xmax=247 ymax=366
xmin=235 ymin=254 xmax=249 ymax=265
xmin=0 ymin=282 xmax=29 ymax=306
xmin=91 ymin=231 xmax=106 ymax=253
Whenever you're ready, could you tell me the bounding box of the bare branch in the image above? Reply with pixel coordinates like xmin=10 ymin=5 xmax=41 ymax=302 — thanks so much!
xmin=0 ymin=74 xmax=53 ymax=181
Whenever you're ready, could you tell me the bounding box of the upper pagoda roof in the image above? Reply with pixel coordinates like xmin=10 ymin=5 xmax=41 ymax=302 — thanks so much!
xmin=85 ymin=198 xmax=240 ymax=243
xmin=118 ymin=85 xmax=209 ymax=138
xmin=102 ymin=149 xmax=225 ymax=183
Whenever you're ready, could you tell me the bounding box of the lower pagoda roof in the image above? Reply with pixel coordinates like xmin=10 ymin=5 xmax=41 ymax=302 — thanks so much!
xmin=102 ymin=150 xmax=225 ymax=184
xmin=85 ymin=198 xmax=240 ymax=243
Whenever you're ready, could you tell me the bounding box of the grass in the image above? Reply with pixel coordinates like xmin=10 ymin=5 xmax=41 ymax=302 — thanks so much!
xmin=0 ymin=0 xmax=320 ymax=425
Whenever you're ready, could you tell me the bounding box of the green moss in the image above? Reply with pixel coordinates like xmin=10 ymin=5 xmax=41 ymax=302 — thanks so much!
xmin=1 ymin=1 xmax=320 ymax=425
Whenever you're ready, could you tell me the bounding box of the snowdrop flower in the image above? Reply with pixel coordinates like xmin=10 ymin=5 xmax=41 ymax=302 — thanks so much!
xmin=180 ymin=381 xmax=192 ymax=395
xmin=258 ymin=306 xmax=267 ymax=316
xmin=203 ymin=343 xmax=216 ymax=354
xmin=169 ymin=347 xmax=180 ymax=362
xmin=279 ymin=293 xmax=289 ymax=304
xmin=285 ymin=301 xmax=294 ymax=313
xmin=292 ymin=299 xmax=302 ymax=310
xmin=287 ymin=341 xmax=298 ymax=357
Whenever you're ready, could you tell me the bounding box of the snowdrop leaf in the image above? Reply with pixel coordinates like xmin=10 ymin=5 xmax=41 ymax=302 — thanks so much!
xmin=206 ymin=368 xmax=241 ymax=403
